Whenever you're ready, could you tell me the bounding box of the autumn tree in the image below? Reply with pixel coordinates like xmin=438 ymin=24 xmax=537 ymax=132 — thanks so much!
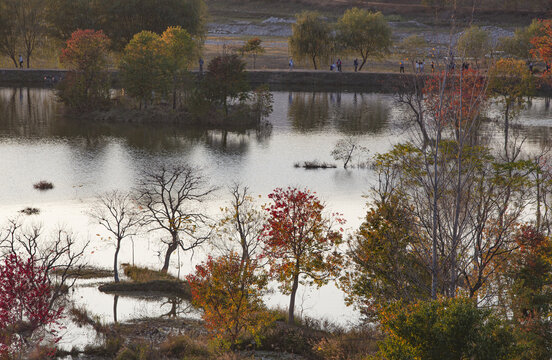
xmin=337 ymin=9 xmax=392 ymax=71
xmin=289 ymin=11 xmax=332 ymax=70
xmin=97 ymin=0 xmax=207 ymax=50
xmin=18 ymin=0 xmax=47 ymax=68
xmin=530 ymin=19 xmax=552 ymax=69
xmin=119 ymin=31 xmax=168 ymax=108
xmin=203 ymin=54 xmax=249 ymax=118
xmin=0 ymin=220 xmax=87 ymax=358
xmin=213 ymin=185 xmax=266 ymax=263
xmin=507 ymin=226 xmax=552 ymax=360
xmin=136 ymin=164 xmax=215 ymax=273
xmin=239 ymin=37 xmax=265 ymax=69
xmin=160 ymin=26 xmax=197 ymax=109
xmin=260 ymin=187 xmax=344 ymax=323
xmin=89 ymin=191 xmax=144 ymax=282
xmin=0 ymin=254 xmax=63 ymax=359
xmin=187 ymin=252 xmax=274 ymax=349
xmin=339 ymin=196 xmax=430 ymax=321
xmin=58 ymin=29 xmax=111 ymax=111
xmin=488 ymin=58 xmax=535 ymax=158
xmin=500 ymin=19 xmax=543 ymax=60
xmin=457 ymin=25 xmax=491 ymax=67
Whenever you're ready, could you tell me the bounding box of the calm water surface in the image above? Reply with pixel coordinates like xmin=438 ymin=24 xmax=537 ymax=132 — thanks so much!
xmin=1 ymin=87 xmax=551 ymax=335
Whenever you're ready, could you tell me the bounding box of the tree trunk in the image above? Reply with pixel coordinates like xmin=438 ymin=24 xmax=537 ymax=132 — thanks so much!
xmin=11 ymin=56 xmax=18 ymax=68
xmin=504 ymin=104 xmax=510 ymax=160
xmin=113 ymin=295 xmax=119 ymax=323
xmin=161 ymin=234 xmax=179 ymax=273
xmin=431 ymin=129 xmax=442 ymax=299
xmin=114 ymin=240 xmax=121 ymax=282
xmin=312 ymin=56 xmax=317 ymax=70
xmin=172 ymin=77 xmax=177 ymax=110
xmin=359 ymin=57 xmax=367 ymax=71
xmin=288 ymin=272 xmax=300 ymax=324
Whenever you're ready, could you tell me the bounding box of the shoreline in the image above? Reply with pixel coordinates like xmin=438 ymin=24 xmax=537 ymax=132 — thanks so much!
xmin=4 ymin=68 xmax=552 ymax=94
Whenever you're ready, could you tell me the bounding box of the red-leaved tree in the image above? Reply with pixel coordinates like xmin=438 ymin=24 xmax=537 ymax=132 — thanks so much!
xmin=0 ymin=254 xmax=63 ymax=359
xmin=260 ymin=187 xmax=344 ymax=323
xmin=58 ymin=29 xmax=111 ymax=110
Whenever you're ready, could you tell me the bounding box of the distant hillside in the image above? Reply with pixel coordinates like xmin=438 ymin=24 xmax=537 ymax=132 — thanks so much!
xmin=207 ymin=0 xmax=550 ymax=17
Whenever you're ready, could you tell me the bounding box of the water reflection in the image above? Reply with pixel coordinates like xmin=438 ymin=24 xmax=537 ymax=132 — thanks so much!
xmin=287 ymin=91 xmax=390 ymax=134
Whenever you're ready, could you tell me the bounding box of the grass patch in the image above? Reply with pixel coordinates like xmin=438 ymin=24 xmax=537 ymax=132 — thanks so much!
xmin=159 ymin=335 xmax=210 ymax=358
xmin=69 ymin=305 xmax=110 ymax=334
xmin=52 ymin=266 xmax=113 ymax=279
xmin=19 ymin=207 xmax=40 ymax=215
xmin=99 ymin=280 xmax=192 ymax=298
xmin=33 ymin=180 xmax=54 ymax=190
xmin=123 ymin=264 xmax=179 ymax=282
xmin=294 ymin=161 xmax=337 ymax=169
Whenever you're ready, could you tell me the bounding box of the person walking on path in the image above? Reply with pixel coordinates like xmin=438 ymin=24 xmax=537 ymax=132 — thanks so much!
xmin=199 ymin=58 xmax=204 ymax=74
xmin=415 ymin=61 xmax=420 ymax=73
xmin=354 ymin=58 xmax=359 ymax=72
xmin=400 ymin=61 xmax=404 ymax=73
xmin=337 ymin=59 xmax=342 ymax=72
xmin=19 ymin=54 xmax=23 ymax=68
xmin=289 ymin=58 xmax=294 ymax=71
xmin=431 ymin=61 xmax=435 ymax=73
xmin=421 ymin=61 xmax=425 ymax=73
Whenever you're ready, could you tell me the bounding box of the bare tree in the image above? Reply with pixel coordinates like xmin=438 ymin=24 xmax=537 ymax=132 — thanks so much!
xmin=0 ymin=0 xmax=20 ymax=68
xmin=331 ymin=137 xmax=368 ymax=169
xmin=136 ymin=165 xmax=216 ymax=273
xmin=89 ymin=191 xmax=144 ymax=282
xmin=17 ymin=0 xmax=46 ymax=68
xmin=213 ymin=184 xmax=266 ymax=264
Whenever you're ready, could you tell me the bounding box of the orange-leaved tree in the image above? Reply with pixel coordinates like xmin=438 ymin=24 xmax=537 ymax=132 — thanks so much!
xmin=260 ymin=187 xmax=344 ymax=324
xmin=530 ymin=19 xmax=552 ymax=72
xmin=58 ymin=29 xmax=111 ymax=110
xmin=186 ymin=252 xmax=273 ymax=349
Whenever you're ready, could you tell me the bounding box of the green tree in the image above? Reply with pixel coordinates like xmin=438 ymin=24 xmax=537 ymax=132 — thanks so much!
xmin=337 ymin=8 xmax=392 ymax=71
xmin=203 ymin=54 xmax=249 ymax=118
xmin=160 ymin=26 xmax=197 ymax=109
xmin=377 ymin=297 xmax=515 ymax=360
xmin=339 ymin=196 xmax=430 ymax=321
xmin=399 ymin=34 xmax=428 ymax=70
xmin=289 ymin=11 xmax=332 ymax=70
xmin=499 ymin=19 xmax=543 ymax=60
xmin=119 ymin=31 xmax=168 ymax=108
xmin=239 ymin=37 xmax=265 ymax=69
xmin=457 ymin=25 xmax=491 ymax=67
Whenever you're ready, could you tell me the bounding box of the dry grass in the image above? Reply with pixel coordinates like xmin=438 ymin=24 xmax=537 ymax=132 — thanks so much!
xmin=19 ymin=207 xmax=40 ymax=215
xmin=122 ymin=264 xmax=179 ymax=283
xmin=52 ymin=266 xmax=113 ymax=279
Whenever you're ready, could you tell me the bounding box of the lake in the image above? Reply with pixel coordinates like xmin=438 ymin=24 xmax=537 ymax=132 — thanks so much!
xmin=0 ymin=87 xmax=551 ymax=342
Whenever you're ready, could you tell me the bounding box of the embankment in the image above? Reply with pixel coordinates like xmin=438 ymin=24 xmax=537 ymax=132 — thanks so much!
xmin=1 ymin=69 xmax=551 ymax=95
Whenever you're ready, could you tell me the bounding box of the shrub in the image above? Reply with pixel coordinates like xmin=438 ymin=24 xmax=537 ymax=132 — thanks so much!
xmin=33 ymin=181 xmax=54 ymax=190
xmin=159 ymin=335 xmax=209 ymax=358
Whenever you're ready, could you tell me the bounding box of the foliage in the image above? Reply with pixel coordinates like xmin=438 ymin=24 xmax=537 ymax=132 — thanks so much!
xmin=337 ymin=8 xmax=392 ymax=71
xmin=289 ymin=11 xmax=332 ymax=70
xmin=58 ymin=29 xmax=111 ymax=111
xmin=339 ymin=196 xmax=430 ymax=321
xmin=187 ymin=252 xmax=274 ymax=349
xmin=0 ymin=254 xmax=63 ymax=359
xmin=251 ymin=85 xmax=274 ymax=122
xmin=260 ymin=187 xmax=344 ymax=323
xmin=119 ymin=31 xmax=168 ymax=108
xmin=399 ymin=35 xmax=428 ymax=65
xmin=0 ymin=0 xmax=20 ymax=67
xmin=239 ymin=37 xmax=265 ymax=69
xmin=376 ymin=297 xmax=515 ymax=360
xmin=500 ymin=19 xmax=543 ymax=59
xmin=530 ymin=19 xmax=552 ymax=66
xmin=203 ymin=54 xmax=249 ymax=118
xmin=457 ymin=25 xmax=491 ymax=66
xmin=506 ymin=226 xmax=552 ymax=360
